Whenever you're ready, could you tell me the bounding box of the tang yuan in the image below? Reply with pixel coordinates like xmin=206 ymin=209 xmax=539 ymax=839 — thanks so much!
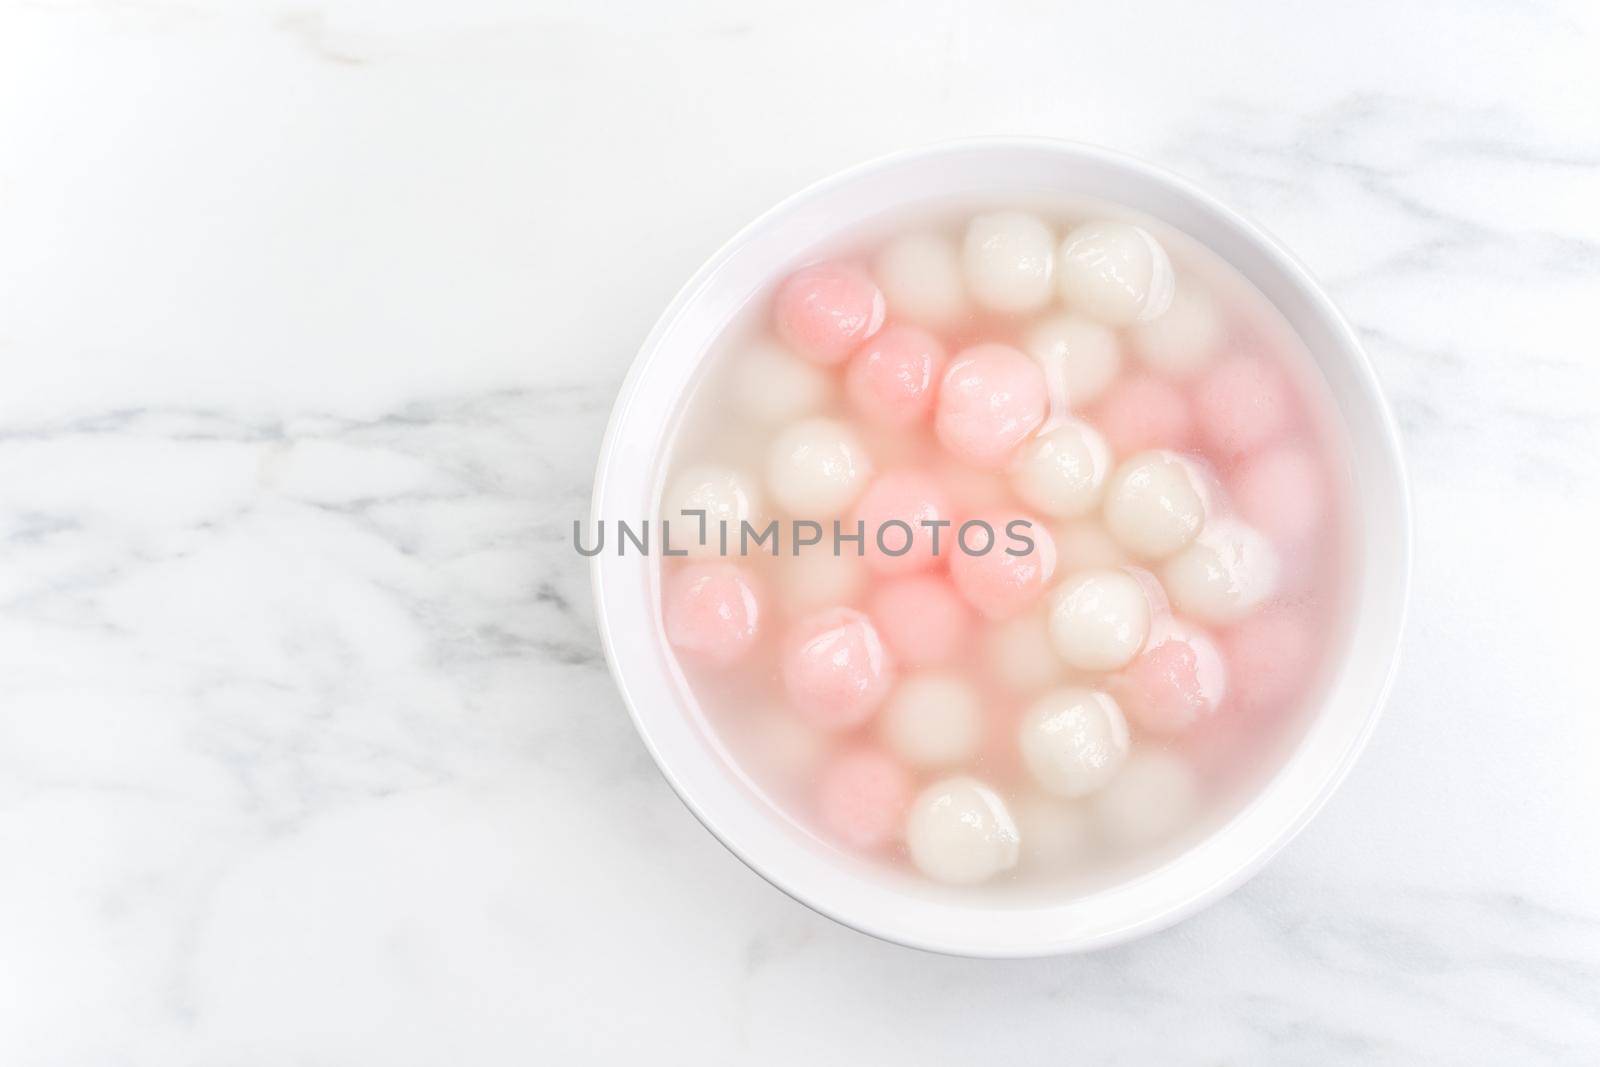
xmin=874 ymin=231 xmax=969 ymax=330
xmin=1231 ymin=441 xmax=1328 ymax=547
xmin=1102 ymin=451 xmax=1208 ymax=560
xmin=654 ymin=194 xmax=1353 ymax=896
xmin=868 ymin=574 xmax=973 ymax=668
xmin=1019 ymin=687 xmax=1131 ymax=798
xmin=846 ymin=325 xmax=946 ymax=428
xmin=948 ymin=511 xmax=1057 ymax=621
xmin=1057 ymin=221 xmax=1174 ymax=326
xmin=1092 ymin=371 xmax=1195 ymax=457
xmin=781 ymin=607 xmax=896 ymax=731
xmin=1224 ymin=607 xmax=1318 ymax=717
xmin=1130 ymin=279 xmax=1223 ymax=379
xmin=663 ymin=464 xmax=761 ymax=557
xmin=766 ymin=417 xmax=873 ymax=517
xmin=774 ymin=262 xmax=885 ymax=365
xmin=880 ymin=672 xmax=984 ymax=769
xmin=732 ymin=338 xmax=831 ymax=423
xmin=851 ymin=469 xmax=953 ymax=576
xmin=906 ymin=776 xmax=1021 ymax=885
xmin=1025 ymin=313 xmax=1122 ymax=408
xmin=1009 ymin=418 xmax=1111 ymax=519
xmin=816 ymin=746 xmax=913 ymax=851
xmin=984 ymin=608 xmax=1068 ymax=695
xmin=777 ymin=543 xmax=866 ymax=615
xmin=735 ymin=704 xmax=827 ymax=790
xmin=963 ymin=211 xmax=1056 ymax=313
xmin=1094 ymin=750 xmax=1200 ymax=849
xmin=1193 ymin=353 xmax=1297 ymax=459
xmin=935 ymin=344 xmax=1048 ymax=468
xmin=1048 ymin=568 xmax=1151 ymax=672
xmin=663 ymin=562 xmax=761 ymax=667
xmin=1161 ymin=518 xmax=1280 ymax=624
xmin=1110 ymin=622 xmax=1228 ymax=735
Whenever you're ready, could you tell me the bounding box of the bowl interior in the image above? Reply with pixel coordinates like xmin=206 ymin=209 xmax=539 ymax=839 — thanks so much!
xmin=591 ymin=140 xmax=1409 ymax=956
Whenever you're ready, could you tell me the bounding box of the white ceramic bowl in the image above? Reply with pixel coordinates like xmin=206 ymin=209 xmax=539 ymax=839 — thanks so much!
xmin=590 ymin=139 xmax=1410 ymax=957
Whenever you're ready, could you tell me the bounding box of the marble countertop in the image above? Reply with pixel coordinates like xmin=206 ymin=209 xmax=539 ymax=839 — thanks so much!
xmin=2 ymin=0 xmax=1598 ymax=1062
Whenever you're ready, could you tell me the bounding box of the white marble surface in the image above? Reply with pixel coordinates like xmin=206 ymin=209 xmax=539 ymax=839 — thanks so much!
xmin=2 ymin=0 xmax=1598 ymax=1062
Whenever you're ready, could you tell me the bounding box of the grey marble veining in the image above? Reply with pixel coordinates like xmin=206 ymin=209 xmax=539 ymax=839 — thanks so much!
xmin=1 ymin=0 xmax=1598 ymax=1063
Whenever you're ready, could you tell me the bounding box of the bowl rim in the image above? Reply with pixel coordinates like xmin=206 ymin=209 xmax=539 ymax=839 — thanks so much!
xmin=589 ymin=137 xmax=1412 ymax=957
